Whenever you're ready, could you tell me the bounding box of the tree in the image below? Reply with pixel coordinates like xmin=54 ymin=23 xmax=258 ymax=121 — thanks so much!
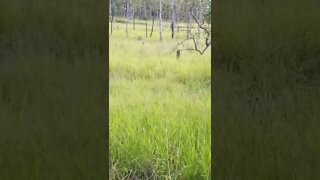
xmin=109 ymin=0 xmax=211 ymax=49
xmin=125 ymin=0 xmax=129 ymax=38
xmin=109 ymin=0 xmax=114 ymax=36
xmin=170 ymin=0 xmax=175 ymax=39
xmin=144 ymin=1 xmax=148 ymax=37
xmin=175 ymin=0 xmax=211 ymax=55
xmin=159 ymin=0 xmax=163 ymax=41
xmin=149 ymin=8 xmax=156 ymax=37
xmin=203 ymin=0 xmax=211 ymax=24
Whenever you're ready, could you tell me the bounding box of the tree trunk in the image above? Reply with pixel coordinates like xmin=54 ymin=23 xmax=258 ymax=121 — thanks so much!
xmin=149 ymin=6 xmax=152 ymax=19
xmin=133 ymin=7 xmax=135 ymax=30
xmin=187 ymin=10 xmax=191 ymax=39
xmin=144 ymin=2 xmax=148 ymax=38
xmin=125 ymin=0 xmax=128 ymax=38
xmin=156 ymin=9 xmax=159 ymax=26
xmin=159 ymin=0 xmax=163 ymax=41
xmin=170 ymin=0 xmax=175 ymax=39
xmin=109 ymin=0 xmax=111 ymax=17
xmin=150 ymin=13 xmax=155 ymax=37
xmin=123 ymin=3 xmax=126 ymax=17
xmin=198 ymin=0 xmax=202 ymax=38
xmin=176 ymin=12 xmax=179 ymax=32
xmin=110 ymin=0 xmax=114 ymax=37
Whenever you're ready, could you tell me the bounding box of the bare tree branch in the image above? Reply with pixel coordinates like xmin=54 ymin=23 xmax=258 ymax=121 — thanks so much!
xmin=175 ymin=0 xmax=211 ymax=56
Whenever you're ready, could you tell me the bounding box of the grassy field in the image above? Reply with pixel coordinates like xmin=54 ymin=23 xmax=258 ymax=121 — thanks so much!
xmin=109 ymin=21 xmax=211 ymax=179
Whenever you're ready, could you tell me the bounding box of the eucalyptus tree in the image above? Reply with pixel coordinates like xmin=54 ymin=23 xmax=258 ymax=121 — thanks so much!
xmin=159 ymin=0 xmax=163 ymax=41
xmin=130 ymin=0 xmax=143 ymax=30
xmin=109 ymin=0 xmax=114 ymax=36
xmin=170 ymin=0 xmax=176 ymax=39
xmin=109 ymin=0 xmax=211 ymax=46
xmin=109 ymin=0 xmax=123 ymax=36
xmin=143 ymin=0 xmax=148 ymax=37
xmin=125 ymin=0 xmax=129 ymax=38
xmin=148 ymin=0 xmax=158 ymax=37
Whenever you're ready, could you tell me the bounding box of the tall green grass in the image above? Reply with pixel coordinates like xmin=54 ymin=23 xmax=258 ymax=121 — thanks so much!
xmin=213 ymin=0 xmax=320 ymax=179
xmin=0 ymin=0 xmax=107 ymax=179
xmin=109 ymin=22 xmax=211 ymax=179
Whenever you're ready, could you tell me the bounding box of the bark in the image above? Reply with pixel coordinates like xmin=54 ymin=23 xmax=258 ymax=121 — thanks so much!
xmin=125 ymin=0 xmax=128 ymax=38
xmin=159 ymin=0 xmax=163 ymax=41
xmin=144 ymin=1 xmax=148 ymax=38
xmin=149 ymin=6 xmax=152 ymax=19
xmin=109 ymin=0 xmax=114 ymax=37
xmin=156 ymin=9 xmax=159 ymax=26
xmin=187 ymin=10 xmax=191 ymax=39
xmin=170 ymin=0 xmax=175 ymax=39
xmin=140 ymin=7 xmax=142 ymax=19
xmin=109 ymin=0 xmax=111 ymax=16
xmin=198 ymin=0 xmax=202 ymax=38
xmin=123 ymin=2 xmax=126 ymax=17
xmin=133 ymin=7 xmax=135 ymax=30
xmin=176 ymin=12 xmax=179 ymax=32
xmin=150 ymin=11 xmax=155 ymax=37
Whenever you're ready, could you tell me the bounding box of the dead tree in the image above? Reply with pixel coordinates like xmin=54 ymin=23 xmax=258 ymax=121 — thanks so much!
xmin=175 ymin=0 xmax=211 ymax=56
